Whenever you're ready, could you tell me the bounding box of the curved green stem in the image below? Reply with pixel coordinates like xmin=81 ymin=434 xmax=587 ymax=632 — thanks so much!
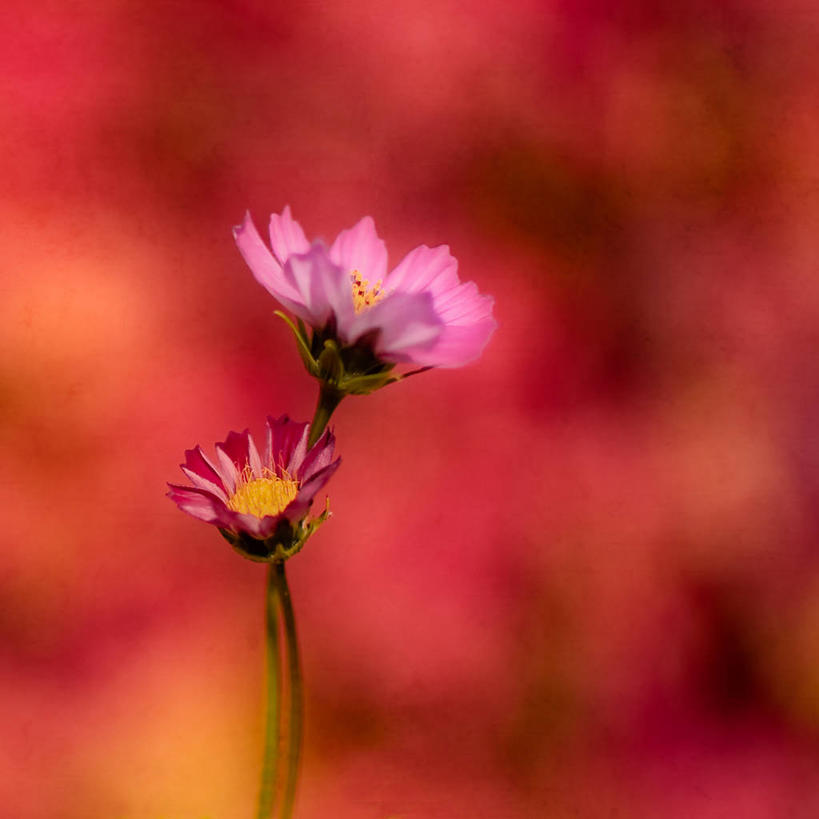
xmin=307 ymin=383 xmax=344 ymax=448
xmin=274 ymin=561 xmax=303 ymax=819
xmin=257 ymin=565 xmax=282 ymax=819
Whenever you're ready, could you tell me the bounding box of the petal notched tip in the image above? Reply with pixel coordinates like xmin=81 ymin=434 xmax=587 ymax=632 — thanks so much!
xmin=231 ymin=209 xmax=253 ymax=239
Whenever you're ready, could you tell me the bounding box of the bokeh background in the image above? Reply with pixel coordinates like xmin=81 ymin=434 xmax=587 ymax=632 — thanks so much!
xmin=3 ymin=0 xmax=819 ymax=816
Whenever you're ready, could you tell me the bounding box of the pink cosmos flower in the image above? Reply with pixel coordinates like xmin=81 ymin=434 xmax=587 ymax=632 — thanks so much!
xmin=167 ymin=415 xmax=339 ymax=561
xmin=233 ymin=207 xmax=496 ymax=374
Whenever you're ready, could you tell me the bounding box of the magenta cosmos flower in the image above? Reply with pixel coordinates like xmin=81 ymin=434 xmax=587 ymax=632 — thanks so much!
xmin=167 ymin=415 xmax=340 ymax=562
xmin=233 ymin=207 xmax=496 ymax=394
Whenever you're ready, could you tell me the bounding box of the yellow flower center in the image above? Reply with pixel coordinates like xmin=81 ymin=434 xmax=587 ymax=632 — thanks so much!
xmin=227 ymin=466 xmax=299 ymax=517
xmin=351 ymin=269 xmax=385 ymax=313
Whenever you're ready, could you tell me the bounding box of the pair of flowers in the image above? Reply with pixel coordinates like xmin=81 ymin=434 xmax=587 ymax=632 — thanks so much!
xmin=169 ymin=207 xmax=495 ymax=557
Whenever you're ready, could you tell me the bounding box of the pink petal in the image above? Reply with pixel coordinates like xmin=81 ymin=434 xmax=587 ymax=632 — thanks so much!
xmin=230 ymin=510 xmax=285 ymax=539
xmin=264 ymin=419 xmax=274 ymax=467
xmin=329 ymin=216 xmax=388 ymax=283
xmin=269 ymin=205 xmax=310 ymax=265
xmin=420 ymin=316 xmax=497 ymax=367
xmin=180 ymin=467 xmax=228 ymax=504
xmin=280 ymin=495 xmax=313 ymax=524
xmin=286 ymin=424 xmax=310 ymax=476
xmin=170 ymin=484 xmax=288 ymax=539
xmin=214 ymin=446 xmax=240 ymax=494
xmin=233 ymin=212 xmax=307 ymax=316
xmin=414 ymin=284 xmax=496 ymax=367
xmin=434 ymin=281 xmax=495 ymax=323
xmin=167 ymin=484 xmax=231 ymax=526
xmin=284 ymin=243 xmax=355 ymax=330
xmin=349 ymin=290 xmax=442 ymax=361
xmin=247 ymin=432 xmax=264 ymax=478
xmin=298 ymin=428 xmax=337 ymax=482
xmin=266 ymin=415 xmax=309 ymax=474
xmin=183 ymin=446 xmax=224 ymax=488
xmin=384 ymin=244 xmax=460 ymax=297
xmin=296 ymin=458 xmax=341 ymax=505
xmin=218 ymin=429 xmax=251 ymax=469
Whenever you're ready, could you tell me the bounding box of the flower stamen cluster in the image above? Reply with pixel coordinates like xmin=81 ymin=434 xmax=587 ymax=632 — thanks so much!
xmin=227 ymin=465 xmax=299 ymax=517
xmin=351 ymin=269 xmax=385 ymax=313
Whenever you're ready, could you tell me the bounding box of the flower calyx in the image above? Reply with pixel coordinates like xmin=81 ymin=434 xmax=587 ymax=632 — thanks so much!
xmin=219 ymin=497 xmax=331 ymax=563
xmin=275 ymin=310 xmax=405 ymax=396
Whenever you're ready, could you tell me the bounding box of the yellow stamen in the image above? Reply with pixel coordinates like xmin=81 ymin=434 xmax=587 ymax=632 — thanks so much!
xmin=227 ymin=465 xmax=299 ymax=517
xmin=351 ymin=269 xmax=385 ymax=313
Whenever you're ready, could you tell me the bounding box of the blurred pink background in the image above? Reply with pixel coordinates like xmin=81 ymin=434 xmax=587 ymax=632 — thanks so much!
xmin=3 ymin=1 xmax=819 ymax=816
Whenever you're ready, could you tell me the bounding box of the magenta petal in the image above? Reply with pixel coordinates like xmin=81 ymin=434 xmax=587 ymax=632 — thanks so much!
xmin=283 ymin=244 xmax=356 ymax=332
xmin=298 ymin=428 xmax=337 ymax=481
xmin=233 ymin=212 xmax=304 ymax=309
xmin=280 ymin=458 xmax=340 ymax=523
xmin=385 ymin=244 xmax=460 ymax=297
xmin=329 ymin=216 xmax=388 ymax=283
xmin=247 ymin=432 xmax=264 ymax=478
xmin=218 ymin=429 xmax=250 ymax=470
xmin=167 ymin=484 xmax=232 ymax=526
xmin=297 ymin=458 xmax=341 ymax=505
xmin=230 ymin=510 xmax=285 ymax=539
xmin=214 ymin=446 xmax=239 ymax=494
xmin=269 ymin=205 xmax=310 ymax=265
xmin=350 ymin=290 xmax=442 ymax=360
xmin=183 ymin=446 xmax=224 ymax=488
xmin=264 ymin=419 xmax=274 ymax=467
xmin=281 ymin=496 xmax=312 ymax=524
xmin=266 ymin=415 xmax=309 ymax=474
xmin=286 ymin=424 xmax=310 ymax=476
xmin=180 ymin=467 xmax=228 ymax=503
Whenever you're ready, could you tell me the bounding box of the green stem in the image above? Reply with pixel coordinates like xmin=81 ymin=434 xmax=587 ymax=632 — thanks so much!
xmin=257 ymin=565 xmax=283 ymax=819
xmin=274 ymin=561 xmax=303 ymax=819
xmin=307 ymin=383 xmax=344 ymax=448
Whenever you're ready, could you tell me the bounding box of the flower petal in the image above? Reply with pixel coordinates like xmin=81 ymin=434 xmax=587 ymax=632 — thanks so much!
xmin=349 ymin=290 xmax=442 ymax=361
xmin=218 ymin=429 xmax=250 ymax=469
xmin=229 ymin=510 xmax=286 ymax=539
xmin=183 ymin=445 xmax=224 ymax=488
xmin=269 ymin=205 xmax=310 ymax=265
xmin=167 ymin=484 xmax=232 ymax=526
xmin=281 ymin=457 xmax=341 ymax=523
xmin=233 ymin=212 xmax=308 ymax=316
xmin=247 ymin=432 xmax=264 ymax=478
xmin=266 ymin=415 xmax=309 ymax=474
xmin=329 ymin=216 xmax=388 ymax=283
xmin=297 ymin=458 xmax=341 ymax=505
xmin=413 ymin=284 xmax=496 ymax=367
xmin=384 ymin=244 xmax=460 ymax=296
xmin=283 ymin=243 xmax=355 ymax=331
xmin=420 ymin=316 xmax=497 ymax=367
xmin=285 ymin=424 xmax=310 ymax=476
xmin=214 ymin=446 xmax=240 ymax=494
xmin=433 ymin=281 xmax=494 ymax=322
xmin=180 ymin=467 xmax=228 ymax=504
xmin=298 ymin=427 xmax=337 ymax=482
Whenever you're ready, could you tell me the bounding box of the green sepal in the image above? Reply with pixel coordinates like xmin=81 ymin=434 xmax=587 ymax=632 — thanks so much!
xmin=316 ymin=339 xmax=345 ymax=383
xmin=275 ymin=309 xmax=432 ymax=398
xmin=274 ymin=311 xmax=319 ymax=376
xmin=282 ymin=498 xmax=332 ymax=560
xmin=338 ymin=370 xmax=399 ymax=394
